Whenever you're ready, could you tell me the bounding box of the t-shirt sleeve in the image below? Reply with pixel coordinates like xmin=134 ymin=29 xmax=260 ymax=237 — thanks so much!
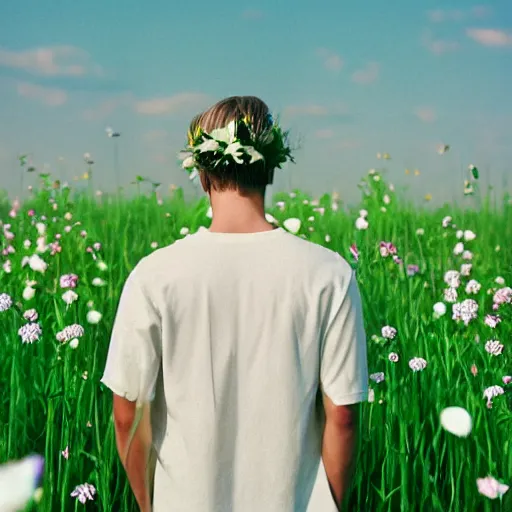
xmin=320 ymin=265 xmax=368 ymax=406
xmin=100 ymin=266 xmax=162 ymax=403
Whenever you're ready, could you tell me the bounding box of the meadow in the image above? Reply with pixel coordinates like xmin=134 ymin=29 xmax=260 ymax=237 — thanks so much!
xmin=0 ymin=167 xmax=511 ymax=511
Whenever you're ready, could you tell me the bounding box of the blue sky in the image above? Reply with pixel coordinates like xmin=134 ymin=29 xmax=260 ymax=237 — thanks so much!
xmin=0 ymin=0 xmax=511 ymax=204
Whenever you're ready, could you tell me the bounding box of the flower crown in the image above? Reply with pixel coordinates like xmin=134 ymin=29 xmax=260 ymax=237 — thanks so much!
xmin=178 ymin=113 xmax=294 ymax=181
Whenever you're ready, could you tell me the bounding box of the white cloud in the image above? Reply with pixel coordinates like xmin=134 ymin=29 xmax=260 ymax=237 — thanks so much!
xmin=414 ymin=107 xmax=437 ymax=123
xmin=16 ymin=82 xmax=68 ymax=106
xmin=134 ymin=92 xmax=211 ymax=115
xmin=351 ymin=62 xmax=380 ymax=84
xmin=422 ymin=30 xmax=460 ymax=54
xmin=427 ymin=6 xmax=492 ymax=23
xmin=0 ymin=45 xmax=102 ymax=77
xmin=316 ymin=48 xmax=343 ymax=72
xmin=466 ymin=28 xmax=512 ymax=47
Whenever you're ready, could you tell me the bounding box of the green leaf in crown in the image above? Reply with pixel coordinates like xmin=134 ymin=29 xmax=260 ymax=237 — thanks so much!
xmin=177 ymin=115 xmax=294 ymax=182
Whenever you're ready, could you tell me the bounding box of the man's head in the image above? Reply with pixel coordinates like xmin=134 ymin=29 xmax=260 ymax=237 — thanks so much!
xmin=187 ymin=96 xmax=276 ymax=196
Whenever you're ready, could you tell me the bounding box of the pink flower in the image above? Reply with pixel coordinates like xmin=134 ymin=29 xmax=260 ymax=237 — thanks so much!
xmin=60 ymin=274 xmax=78 ymax=289
xmin=471 ymin=364 xmax=478 ymax=376
xmin=379 ymin=241 xmax=397 ymax=258
xmin=349 ymin=244 xmax=359 ymax=262
xmin=8 ymin=209 xmax=17 ymax=218
xmin=93 ymin=242 xmax=101 ymax=251
xmin=61 ymin=446 xmax=69 ymax=459
xmin=484 ymin=315 xmax=501 ymax=328
xmin=476 ymin=476 xmax=509 ymax=500
xmin=406 ymin=264 xmax=419 ymax=277
xmin=503 ymin=376 xmax=512 ymax=385
xmin=28 ymin=209 xmax=35 ymax=217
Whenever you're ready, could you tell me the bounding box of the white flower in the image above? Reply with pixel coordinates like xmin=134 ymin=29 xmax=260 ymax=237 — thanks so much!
xmin=283 ymin=218 xmax=301 ymax=234
xmin=485 ymin=340 xmax=504 ymax=356
xmin=409 ymin=357 xmax=427 ymax=372
xmin=368 ymin=389 xmax=375 ymax=403
xmin=197 ymin=139 xmax=220 ymax=153
xmin=444 ymin=270 xmax=460 ymax=288
xmin=18 ymin=322 xmax=42 ymax=343
xmin=483 ymin=385 xmax=504 ymax=402
xmin=92 ymin=277 xmax=106 ymax=287
xmin=97 ymin=261 xmax=108 ymax=271
xmin=465 ymin=279 xmax=481 ymax=295
xmin=380 ymin=207 xmax=387 ymax=213
xmin=359 ymin=209 xmax=368 ymax=218
xmin=2 ymin=260 xmax=11 ymax=273
xmin=69 ymin=338 xmax=79 ymax=349
xmin=62 ymin=290 xmax=78 ymax=305
xmin=369 ymin=372 xmax=385 ymax=384
xmin=355 ymin=217 xmax=369 ymax=230
xmin=23 ymin=240 xmax=31 ymax=249
xmin=224 ymin=142 xmax=245 ymax=164
xmin=495 ymin=276 xmax=505 ymax=285
xmin=23 ymin=309 xmax=38 ymax=321
xmin=150 ymin=242 xmax=158 ymax=249
xmin=440 ymin=407 xmax=472 ymax=437
xmin=22 ymin=286 xmax=36 ymax=301
xmin=453 ymin=242 xmax=464 ymax=255
xmin=86 ymin=310 xmax=102 ymax=324
xmin=265 ymin=213 xmax=277 ymax=224
xmin=442 ymin=216 xmax=452 ymax=228
xmin=381 ymin=326 xmax=397 ymax=339
xmin=64 ymin=212 xmax=72 ymax=221
xmin=444 ymin=288 xmax=458 ymax=303
xmin=476 ymin=476 xmax=509 ymax=500
xmin=325 ymin=235 xmax=331 ymax=243
xmin=433 ymin=302 xmax=447 ymax=316
xmin=452 ymin=299 xmax=479 ymax=325
xmin=56 ymin=324 xmax=84 ymax=343
xmin=0 ymin=293 xmax=13 ymax=312
xmin=462 ymin=250 xmax=473 ymax=260
xmin=35 ymin=222 xmax=46 ymax=235
xmin=456 ymin=230 xmax=463 ymax=239
xmin=244 ymin=146 xmax=264 ymax=163
xmin=28 ymin=254 xmax=47 ymax=273
xmin=463 ymin=230 xmax=476 ymax=241
xmin=383 ymin=194 xmax=390 ymax=205
xmin=182 ymin=156 xmax=195 ymax=169
xmin=388 ymin=352 xmax=399 ymax=363
xmin=460 ymin=264 xmax=472 ymax=277
xmin=484 ymin=315 xmax=501 ymax=328
xmin=416 ymin=228 xmax=424 ymax=236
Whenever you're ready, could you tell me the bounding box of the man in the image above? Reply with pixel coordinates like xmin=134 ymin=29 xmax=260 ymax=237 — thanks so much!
xmin=101 ymin=96 xmax=368 ymax=511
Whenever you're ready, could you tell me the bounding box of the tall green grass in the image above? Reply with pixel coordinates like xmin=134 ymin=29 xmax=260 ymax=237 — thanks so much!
xmin=0 ymin=169 xmax=511 ymax=511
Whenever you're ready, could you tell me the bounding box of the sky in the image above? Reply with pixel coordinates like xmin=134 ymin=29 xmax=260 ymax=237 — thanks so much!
xmin=0 ymin=0 xmax=511 ymax=205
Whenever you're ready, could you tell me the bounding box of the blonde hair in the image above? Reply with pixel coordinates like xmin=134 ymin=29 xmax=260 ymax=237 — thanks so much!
xmin=188 ymin=96 xmax=275 ymax=192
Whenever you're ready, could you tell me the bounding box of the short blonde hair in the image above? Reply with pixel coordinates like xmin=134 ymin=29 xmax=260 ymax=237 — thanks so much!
xmin=188 ymin=96 xmax=274 ymax=192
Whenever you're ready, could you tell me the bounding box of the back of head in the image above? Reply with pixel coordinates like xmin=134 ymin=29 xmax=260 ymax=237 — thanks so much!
xmin=182 ymin=96 xmax=293 ymax=194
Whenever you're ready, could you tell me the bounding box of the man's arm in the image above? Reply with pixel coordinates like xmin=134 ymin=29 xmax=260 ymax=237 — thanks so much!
xmin=321 ymin=394 xmax=359 ymax=511
xmin=113 ymin=395 xmax=152 ymax=512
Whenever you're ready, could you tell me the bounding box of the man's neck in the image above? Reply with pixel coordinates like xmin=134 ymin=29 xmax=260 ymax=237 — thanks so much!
xmin=208 ymin=191 xmax=274 ymax=233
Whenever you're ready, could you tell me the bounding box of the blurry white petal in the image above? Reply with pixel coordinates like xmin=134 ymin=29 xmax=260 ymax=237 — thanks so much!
xmin=283 ymin=218 xmax=301 ymax=234
xmin=440 ymin=407 xmax=472 ymax=437
xmin=0 ymin=455 xmax=44 ymax=511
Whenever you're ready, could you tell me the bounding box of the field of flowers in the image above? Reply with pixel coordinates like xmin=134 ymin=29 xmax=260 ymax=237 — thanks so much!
xmin=0 ymin=168 xmax=511 ymax=511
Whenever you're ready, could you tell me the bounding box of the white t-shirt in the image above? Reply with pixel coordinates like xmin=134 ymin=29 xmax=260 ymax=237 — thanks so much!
xmin=101 ymin=226 xmax=368 ymax=511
